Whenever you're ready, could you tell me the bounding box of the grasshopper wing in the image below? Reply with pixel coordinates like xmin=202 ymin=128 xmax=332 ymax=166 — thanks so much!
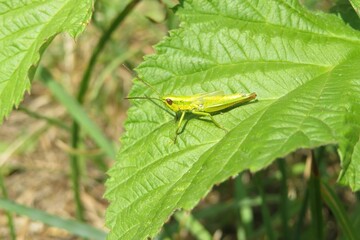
xmin=191 ymin=91 xmax=223 ymax=106
xmin=190 ymin=91 xmax=225 ymax=110
xmin=192 ymin=90 xmax=225 ymax=102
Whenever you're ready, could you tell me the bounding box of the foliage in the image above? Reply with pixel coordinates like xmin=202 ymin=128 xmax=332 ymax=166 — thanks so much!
xmin=105 ymin=0 xmax=360 ymax=239
xmin=0 ymin=0 xmax=92 ymax=123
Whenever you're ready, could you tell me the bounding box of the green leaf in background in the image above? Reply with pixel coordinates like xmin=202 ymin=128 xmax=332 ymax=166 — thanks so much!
xmin=349 ymin=0 xmax=360 ymax=18
xmin=0 ymin=198 xmax=107 ymax=240
xmin=0 ymin=0 xmax=93 ymax=124
xmin=105 ymin=0 xmax=360 ymax=239
xmin=331 ymin=0 xmax=360 ymax=30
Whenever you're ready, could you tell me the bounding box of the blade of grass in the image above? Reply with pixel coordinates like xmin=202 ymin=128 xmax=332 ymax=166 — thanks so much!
xmin=0 ymin=198 xmax=107 ymax=240
xmin=277 ymin=158 xmax=289 ymax=238
xmin=76 ymin=0 xmax=141 ymax=105
xmin=18 ymin=106 xmax=70 ymax=131
xmin=309 ymin=150 xmax=324 ymax=239
xmin=155 ymin=221 xmax=179 ymax=240
xmin=39 ymin=67 xmax=109 ymax=221
xmin=321 ymin=181 xmax=357 ymax=240
xmin=174 ymin=210 xmax=212 ymax=240
xmin=69 ymin=0 xmax=140 ymax=221
xmin=0 ymin=171 xmax=16 ymax=240
xmin=157 ymin=195 xmax=284 ymax=239
xmin=0 ymin=124 xmax=48 ymax=167
xmin=235 ymin=173 xmax=253 ymax=240
xmin=294 ymin=187 xmax=309 ymax=240
xmin=249 ymin=200 xmax=301 ymax=239
xmin=89 ymin=49 xmax=140 ymax=102
xmin=71 ymin=0 xmax=141 ymax=161
xmin=254 ymin=173 xmax=275 ymax=240
xmin=194 ymin=195 xmax=280 ymax=220
xmin=38 ymin=68 xmax=110 ymax=169
xmin=352 ymin=193 xmax=360 ymax=233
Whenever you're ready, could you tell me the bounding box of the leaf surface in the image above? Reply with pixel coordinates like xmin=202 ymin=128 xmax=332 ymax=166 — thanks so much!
xmin=105 ymin=0 xmax=360 ymax=239
xmin=0 ymin=0 xmax=93 ymax=123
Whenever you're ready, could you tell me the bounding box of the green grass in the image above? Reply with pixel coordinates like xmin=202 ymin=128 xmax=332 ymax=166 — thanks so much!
xmin=0 ymin=0 xmax=359 ymax=239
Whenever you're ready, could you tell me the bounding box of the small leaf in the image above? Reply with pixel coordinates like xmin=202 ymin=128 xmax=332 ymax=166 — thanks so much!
xmin=0 ymin=0 xmax=93 ymax=123
xmin=105 ymin=0 xmax=360 ymax=239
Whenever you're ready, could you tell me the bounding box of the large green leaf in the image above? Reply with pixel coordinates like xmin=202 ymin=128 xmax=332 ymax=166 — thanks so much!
xmin=0 ymin=0 xmax=93 ymax=123
xmin=105 ymin=0 xmax=360 ymax=239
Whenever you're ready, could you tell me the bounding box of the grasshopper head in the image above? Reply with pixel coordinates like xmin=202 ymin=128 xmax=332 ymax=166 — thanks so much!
xmin=161 ymin=96 xmax=179 ymax=112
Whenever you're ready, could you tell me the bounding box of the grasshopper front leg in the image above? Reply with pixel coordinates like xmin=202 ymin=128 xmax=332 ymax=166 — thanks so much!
xmin=191 ymin=110 xmax=228 ymax=132
xmin=174 ymin=111 xmax=186 ymax=143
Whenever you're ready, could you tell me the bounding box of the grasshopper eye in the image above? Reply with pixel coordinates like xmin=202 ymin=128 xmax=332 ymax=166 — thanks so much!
xmin=166 ymin=98 xmax=173 ymax=105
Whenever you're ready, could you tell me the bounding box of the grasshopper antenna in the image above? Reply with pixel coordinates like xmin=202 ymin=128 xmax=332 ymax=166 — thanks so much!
xmin=124 ymin=96 xmax=162 ymax=101
xmin=122 ymin=64 xmax=162 ymax=97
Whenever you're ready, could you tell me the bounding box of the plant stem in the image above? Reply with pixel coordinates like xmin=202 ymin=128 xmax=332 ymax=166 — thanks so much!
xmin=254 ymin=173 xmax=275 ymax=240
xmin=235 ymin=173 xmax=253 ymax=240
xmin=309 ymin=150 xmax=323 ymax=239
xmin=174 ymin=211 xmax=212 ymax=240
xmin=39 ymin=68 xmax=113 ymax=167
xmin=277 ymin=158 xmax=289 ymax=238
xmin=18 ymin=106 xmax=70 ymax=131
xmin=0 ymin=170 xmax=16 ymax=240
xmin=321 ymin=181 xmax=357 ymax=240
xmin=76 ymin=0 xmax=141 ymax=104
xmin=294 ymin=187 xmax=309 ymax=240
xmin=0 ymin=198 xmax=107 ymax=240
xmin=70 ymin=0 xmax=142 ymax=221
xmin=70 ymin=131 xmax=85 ymax=222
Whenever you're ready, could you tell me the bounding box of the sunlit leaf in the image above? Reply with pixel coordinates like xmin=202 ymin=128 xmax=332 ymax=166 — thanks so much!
xmin=105 ymin=0 xmax=360 ymax=239
xmin=0 ymin=0 xmax=93 ymax=123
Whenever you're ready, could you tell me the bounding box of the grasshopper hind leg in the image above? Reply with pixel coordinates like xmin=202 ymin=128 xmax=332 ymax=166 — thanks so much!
xmin=191 ymin=110 xmax=228 ymax=132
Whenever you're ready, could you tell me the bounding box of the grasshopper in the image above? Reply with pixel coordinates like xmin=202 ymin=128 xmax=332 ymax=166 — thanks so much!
xmin=126 ymin=77 xmax=257 ymax=142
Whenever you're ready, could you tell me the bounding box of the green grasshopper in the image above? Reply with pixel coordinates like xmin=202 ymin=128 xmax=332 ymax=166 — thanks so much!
xmin=126 ymin=77 xmax=257 ymax=142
